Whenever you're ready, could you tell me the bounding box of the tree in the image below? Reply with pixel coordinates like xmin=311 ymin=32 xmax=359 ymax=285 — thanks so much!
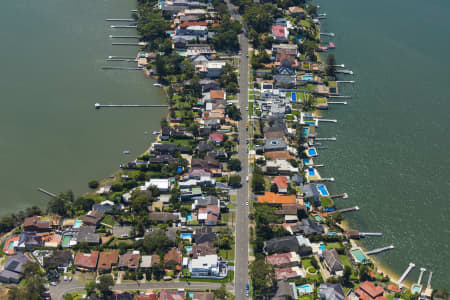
xmin=8 ymin=287 xmax=24 ymax=300
xmin=249 ymin=259 xmax=276 ymax=297
xmin=152 ymin=263 xmax=165 ymax=280
xmin=63 ymin=294 xmax=75 ymax=300
xmin=214 ymin=283 xmax=235 ymax=300
xmin=228 ymin=159 xmax=242 ymax=171
xmin=96 ymin=274 xmax=114 ymax=297
xmin=143 ymin=229 xmax=174 ymax=256
xmin=85 ymin=280 xmax=96 ymax=296
xmin=88 ymin=180 xmax=99 ymax=189
xmin=341 ymin=265 xmax=352 ymax=286
xmin=251 ymin=173 xmax=265 ymax=193
xmin=0 ymin=216 xmax=16 ymax=233
xmin=270 ymin=183 xmax=278 ymax=193
xmin=326 ymin=53 xmax=337 ymax=77
xmin=226 ymin=104 xmax=241 ymax=121
xmin=359 ymin=264 xmax=370 ymax=281
xmin=228 ymin=175 xmax=241 ymax=188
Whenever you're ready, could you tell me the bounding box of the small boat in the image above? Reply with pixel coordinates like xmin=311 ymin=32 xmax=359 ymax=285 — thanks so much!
xmin=123 ymin=150 xmax=130 ymax=155
xmin=316 ymin=46 xmax=329 ymax=52
xmin=153 ymin=83 xmax=162 ymax=87
xmin=144 ymin=131 xmax=148 ymax=135
xmin=328 ymin=42 xmax=335 ymax=49
xmin=152 ymin=131 xmax=161 ymax=135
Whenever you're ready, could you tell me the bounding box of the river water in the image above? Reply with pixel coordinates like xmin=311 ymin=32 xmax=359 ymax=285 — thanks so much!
xmin=0 ymin=0 xmax=166 ymax=214
xmin=316 ymin=0 xmax=450 ymax=290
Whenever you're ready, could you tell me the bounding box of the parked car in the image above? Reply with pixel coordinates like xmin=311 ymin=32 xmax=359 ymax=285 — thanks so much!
xmin=50 ymin=282 xmax=57 ymax=286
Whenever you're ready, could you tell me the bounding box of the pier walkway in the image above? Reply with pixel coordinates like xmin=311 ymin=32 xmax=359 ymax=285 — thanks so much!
xmin=397 ymin=263 xmax=415 ymax=286
xmin=366 ymin=245 xmax=394 ymax=255
xmin=101 ymin=66 xmax=143 ymax=70
xmin=106 ymin=18 xmax=135 ymax=22
xmin=38 ymin=188 xmax=56 ymax=197
xmin=331 ymin=206 xmax=359 ymax=214
xmin=315 ymin=137 xmax=336 ymax=141
xmin=418 ymin=268 xmax=426 ymax=284
xmin=328 ymin=101 xmax=347 ymax=105
xmin=95 ymin=103 xmax=168 ymax=109
xmin=359 ymin=232 xmax=382 ymax=237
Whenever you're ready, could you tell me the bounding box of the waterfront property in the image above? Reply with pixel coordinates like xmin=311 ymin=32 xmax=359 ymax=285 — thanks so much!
xmin=351 ymin=248 xmax=369 ymax=264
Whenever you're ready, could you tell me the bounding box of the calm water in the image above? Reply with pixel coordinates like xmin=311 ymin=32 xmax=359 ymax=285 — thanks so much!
xmin=0 ymin=0 xmax=166 ymax=214
xmin=316 ymin=0 xmax=450 ymax=290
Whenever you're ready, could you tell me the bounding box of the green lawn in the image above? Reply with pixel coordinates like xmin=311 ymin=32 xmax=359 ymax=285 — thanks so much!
xmin=339 ymin=254 xmax=352 ymax=269
xmin=218 ymin=243 xmax=235 ymax=260
xmin=180 ymin=271 xmax=234 ymax=283
xmin=249 ymin=102 xmax=254 ymax=116
xmin=102 ymin=215 xmax=115 ymax=227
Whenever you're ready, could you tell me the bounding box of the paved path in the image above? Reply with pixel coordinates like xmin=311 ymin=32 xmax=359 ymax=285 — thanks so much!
xmin=51 ymin=280 xmax=230 ymax=300
xmin=225 ymin=1 xmax=250 ymax=299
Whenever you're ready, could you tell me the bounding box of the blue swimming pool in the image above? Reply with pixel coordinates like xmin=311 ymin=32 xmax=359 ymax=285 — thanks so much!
xmin=186 ymin=213 xmax=192 ymax=221
xmin=307 ymin=148 xmax=317 ymax=156
xmin=304 ymin=202 xmax=311 ymax=209
xmin=319 ymin=243 xmax=326 ymax=251
xmin=302 ymin=75 xmax=314 ymax=80
xmin=305 ymin=120 xmax=316 ymax=126
xmin=328 ymin=232 xmax=338 ymax=236
xmin=303 ymin=158 xmax=312 ymax=165
xmin=291 ymin=92 xmax=297 ymax=102
xmin=297 ymin=284 xmax=313 ymax=294
xmin=314 ymin=214 xmax=323 ymax=222
xmin=185 ymin=246 xmax=193 ymax=252
xmin=301 ymin=127 xmax=309 ymax=137
xmin=176 ymin=166 xmax=183 ymax=173
xmin=317 ymin=184 xmax=329 ymax=196
xmin=73 ymin=220 xmax=82 ymax=229
xmin=412 ymin=285 xmax=421 ymax=294
xmin=308 ymin=168 xmax=315 ymax=176
xmin=181 ymin=233 xmax=192 ymax=239
xmin=297 ymin=36 xmax=303 ymax=43
xmin=188 ymin=292 xmax=194 ymax=298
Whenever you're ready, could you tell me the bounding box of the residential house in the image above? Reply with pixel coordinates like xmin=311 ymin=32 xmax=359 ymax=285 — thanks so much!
xmin=140 ymin=255 xmax=153 ymax=270
xmin=273 ymin=280 xmax=297 ymax=300
xmin=257 ymin=192 xmax=298 ymax=205
xmin=180 ymin=186 xmax=203 ymax=201
xmin=164 ymin=247 xmax=182 ymax=271
xmin=143 ymin=178 xmax=172 ymax=193
xmin=119 ymin=253 xmax=140 ymax=271
xmin=272 ymin=43 xmax=298 ymax=56
xmin=77 ymin=226 xmax=100 ymax=245
xmin=74 ymin=251 xmax=99 ymax=272
xmin=301 ymin=183 xmax=322 ymax=206
xmin=0 ymin=253 xmax=30 ymax=283
xmin=266 ymin=252 xmax=301 ymax=268
xmin=193 ymin=227 xmax=216 ymax=244
xmin=355 ymin=281 xmax=385 ymax=300
xmin=274 ymin=266 xmax=304 ymax=280
xmin=293 ymin=218 xmax=324 ymax=236
xmin=148 ymin=212 xmax=179 ymax=223
xmin=23 ymin=216 xmax=50 ymax=232
xmin=272 ymin=24 xmax=288 ymax=41
xmin=15 ymin=232 xmax=44 ymax=252
xmin=191 ymin=292 xmax=215 ymax=300
xmin=82 ymin=210 xmax=104 ymax=226
xmin=275 ymin=53 xmax=299 ymax=70
xmin=43 ymin=250 xmax=73 ymax=270
xmin=197 ymin=204 xmax=220 ymax=225
xmin=191 ymin=157 xmax=221 ymax=171
xmin=209 ymin=133 xmax=224 ymax=145
xmin=274 ymin=74 xmax=296 ymax=88
xmin=203 ymin=61 xmax=226 ymax=78
xmin=189 ymin=254 xmax=225 ymax=278
xmin=263 ymin=138 xmax=288 ymax=152
xmin=296 ymin=235 xmax=313 ymax=256
xmin=97 ymin=250 xmax=119 ymax=274
xmin=322 ymin=249 xmax=344 ymax=276
xmin=288 ymin=6 xmax=305 ymax=18
xmin=137 ymin=295 xmax=158 ymax=300
xmin=159 ymin=290 xmax=185 ymax=300
xmin=191 ymin=241 xmax=217 ymax=258
xmin=264 ymin=236 xmax=300 ymax=255
xmin=265 ymin=150 xmax=293 ymax=161
xmin=92 ymin=200 xmax=115 ymax=214
xmin=272 ymin=176 xmax=289 ymax=193
xmin=319 ymin=283 xmax=345 ymax=300
xmin=197 ymin=141 xmax=214 ymax=153
xmin=266 ymin=159 xmax=299 ymax=175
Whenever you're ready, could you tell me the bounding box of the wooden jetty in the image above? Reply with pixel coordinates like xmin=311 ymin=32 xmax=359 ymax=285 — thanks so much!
xmin=105 ymin=18 xmax=135 ymax=22
xmin=110 ymin=25 xmax=137 ymax=28
xmin=315 ymin=137 xmax=336 ymax=141
xmin=397 ymin=263 xmax=415 ymax=286
xmin=38 ymin=188 xmax=56 ymax=198
xmin=112 ymin=42 xmax=148 ymax=46
xmin=109 ymin=35 xmax=139 ymax=39
xmin=95 ymin=103 xmax=168 ymax=109
xmin=328 ymin=101 xmax=347 ymax=105
xmin=359 ymin=232 xmax=382 ymax=237
xmin=331 ymin=206 xmax=359 ymax=214
xmin=366 ymin=245 xmax=394 ymax=255
xmin=101 ymin=66 xmax=143 ymax=70
xmin=330 ymin=193 xmax=348 ymax=199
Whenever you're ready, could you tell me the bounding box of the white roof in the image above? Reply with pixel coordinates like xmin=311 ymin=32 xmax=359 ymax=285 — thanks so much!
xmin=140 ymin=255 xmax=152 ymax=268
xmin=190 ymin=254 xmax=218 ymax=269
xmin=144 ymin=178 xmax=171 ymax=190
xmin=186 ymin=25 xmax=207 ymax=31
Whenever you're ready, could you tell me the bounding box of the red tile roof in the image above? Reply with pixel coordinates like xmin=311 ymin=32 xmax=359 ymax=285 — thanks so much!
xmin=137 ymin=295 xmax=158 ymax=300
xmin=74 ymin=251 xmax=99 ymax=269
xmin=179 ymin=21 xmax=208 ymax=28
xmin=272 ymin=25 xmax=286 ymax=38
xmin=97 ymin=250 xmax=119 ymax=272
xmin=160 ymin=290 xmax=185 ymax=300
xmin=274 ymin=267 xmax=301 ymax=280
xmin=257 ymin=192 xmax=297 ymax=204
xmin=272 ymin=176 xmax=288 ymax=189
xmin=266 ymin=252 xmax=296 ymax=266
xmin=164 ymin=247 xmax=182 ymax=266
xmin=387 ymin=285 xmax=401 ymax=293
xmin=209 ymin=133 xmax=224 ymax=142
xmin=210 ymin=90 xmax=225 ymax=99
xmin=356 ymin=281 xmax=384 ymax=299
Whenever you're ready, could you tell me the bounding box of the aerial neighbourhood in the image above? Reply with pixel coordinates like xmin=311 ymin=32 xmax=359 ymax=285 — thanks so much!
xmin=0 ymin=0 xmax=447 ymax=300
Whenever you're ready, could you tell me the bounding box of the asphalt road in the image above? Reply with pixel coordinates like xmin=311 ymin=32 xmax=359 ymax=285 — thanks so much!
xmin=51 ymin=280 xmax=229 ymax=300
xmin=225 ymin=1 xmax=250 ymax=299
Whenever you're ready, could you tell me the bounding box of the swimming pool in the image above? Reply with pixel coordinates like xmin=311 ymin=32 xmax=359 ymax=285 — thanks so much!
xmin=308 ymin=168 xmax=315 ymax=176
xmin=319 ymin=244 xmax=326 ymax=251
xmin=301 ymin=127 xmax=309 ymax=138
xmin=351 ymin=249 xmax=368 ymax=263
xmin=61 ymin=235 xmax=72 ymax=248
xmin=73 ymin=220 xmax=82 ymax=229
xmin=314 ymin=215 xmax=323 ymax=222
xmin=188 ymin=292 xmax=194 ymax=298
xmin=186 ymin=213 xmax=192 ymax=221
xmin=305 ymin=120 xmax=316 ymax=126
xmin=302 ymin=75 xmax=314 ymax=80
xmin=303 ymin=158 xmax=312 ymax=165
xmin=297 ymin=36 xmax=303 ymax=43
xmin=297 ymin=284 xmax=313 ymax=295
xmin=307 ymin=148 xmax=318 ymax=156
xmin=412 ymin=285 xmax=421 ymax=294
xmin=185 ymin=246 xmax=193 ymax=252
xmin=317 ymin=184 xmax=329 ymax=196
xmin=7 ymin=241 xmax=14 ymax=250
xmin=181 ymin=233 xmax=192 ymax=239
xmin=304 ymin=202 xmax=311 ymax=209
xmin=291 ymin=92 xmax=297 ymax=102
xmin=176 ymin=166 xmax=183 ymax=173
xmin=327 ymin=232 xmax=338 ymax=236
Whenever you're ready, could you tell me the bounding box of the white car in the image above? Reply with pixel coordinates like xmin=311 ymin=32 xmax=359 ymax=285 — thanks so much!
xmin=50 ymin=282 xmax=57 ymax=286
xmin=63 ymin=276 xmax=68 ymax=281
xmin=245 ymin=106 xmax=248 ymax=111
xmin=246 ymin=176 xmax=248 ymax=182
xmin=68 ymin=276 xmax=72 ymax=281
xmin=245 ymin=201 xmax=249 ymax=206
